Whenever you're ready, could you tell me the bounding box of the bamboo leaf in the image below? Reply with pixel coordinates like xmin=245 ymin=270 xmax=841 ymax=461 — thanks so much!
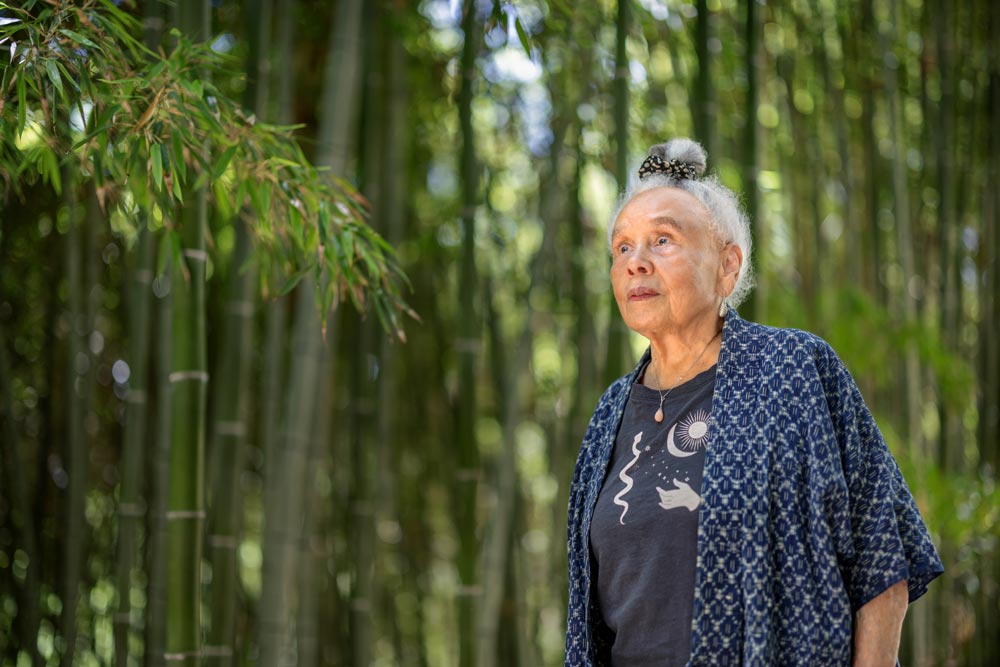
xmin=151 ymin=144 xmax=163 ymax=191
xmin=171 ymin=134 xmax=187 ymax=183
xmin=172 ymin=170 xmax=184 ymax=203
xmin=156 ymin=228 xmax=172 ymax=276
xmin=59 ymin=28 xmax=101 ymax=52
xmin=213 ymin=179 xmax=231 ymax=219
xmin=514 ymin=17 xmax=531 ymax=56
xmin=212 ymin=145 xmax=237 ymax=180
xmin=15 ymin=72 xmax=26 ymax=135
xmin=42 ymin=147 xmax=61 ymax=195
xmin=278 ymin=266 xmax=311 ymax=295
xmin=44 ymin=59 xmax=64 ymax=98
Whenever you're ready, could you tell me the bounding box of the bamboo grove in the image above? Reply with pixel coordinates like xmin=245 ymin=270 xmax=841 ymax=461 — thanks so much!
xmin=0 ymin=0 xmax=997 ymax=666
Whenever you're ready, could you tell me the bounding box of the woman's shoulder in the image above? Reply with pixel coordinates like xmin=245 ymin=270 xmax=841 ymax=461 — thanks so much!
xmin=732 ymin=316 xmax=855 ymax=394
xmin=734 ymin=315 xmax=837 ymax=360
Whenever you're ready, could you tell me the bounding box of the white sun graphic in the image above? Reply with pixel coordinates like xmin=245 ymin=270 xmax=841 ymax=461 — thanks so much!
xmin=676 ymin=409 xmax=710 ymax=453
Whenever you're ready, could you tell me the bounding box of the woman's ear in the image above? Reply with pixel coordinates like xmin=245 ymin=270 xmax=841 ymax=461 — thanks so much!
xmin=718 ymin=243 xmax=743 ymax=295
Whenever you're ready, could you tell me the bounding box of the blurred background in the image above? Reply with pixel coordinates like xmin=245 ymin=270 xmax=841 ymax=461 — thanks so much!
xmin=1 ymin=0 xmax=997 ymax=666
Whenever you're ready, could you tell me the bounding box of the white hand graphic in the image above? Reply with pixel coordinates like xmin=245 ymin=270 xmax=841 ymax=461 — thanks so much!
xmin=656 ymin=479 xmax=701 ymax=512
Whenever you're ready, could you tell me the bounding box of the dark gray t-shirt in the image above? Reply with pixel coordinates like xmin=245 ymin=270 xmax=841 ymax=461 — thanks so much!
xmin=589 ymin=361 xmax=716 ymax=667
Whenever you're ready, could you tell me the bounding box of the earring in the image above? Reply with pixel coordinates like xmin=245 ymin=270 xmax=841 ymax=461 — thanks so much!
xmin=718 ymin=299 xmax=728 ymax=318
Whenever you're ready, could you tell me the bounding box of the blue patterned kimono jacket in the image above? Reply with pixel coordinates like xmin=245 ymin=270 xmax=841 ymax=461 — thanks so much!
xmin=566 ymin=312 xmax=943 ymax=666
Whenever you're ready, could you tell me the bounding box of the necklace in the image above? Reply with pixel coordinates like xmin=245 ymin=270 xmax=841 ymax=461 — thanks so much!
xmin=648 ymin=329 xmax=721 ymax=423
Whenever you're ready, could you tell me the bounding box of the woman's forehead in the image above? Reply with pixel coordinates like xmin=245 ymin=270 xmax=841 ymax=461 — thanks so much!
xmin=613 ymin=188 xmax=710 ymax=235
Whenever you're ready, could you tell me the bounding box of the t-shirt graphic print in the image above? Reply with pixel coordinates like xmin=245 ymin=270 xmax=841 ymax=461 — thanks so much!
xmin=589 ymin=362 xmax=716 ymax=667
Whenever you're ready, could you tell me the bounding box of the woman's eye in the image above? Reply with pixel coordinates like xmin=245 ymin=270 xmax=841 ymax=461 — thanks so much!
xmin=656 ymin=236 xmax=669 ymax=245
xmin=618 ymin=244 xmax=630 ymax=254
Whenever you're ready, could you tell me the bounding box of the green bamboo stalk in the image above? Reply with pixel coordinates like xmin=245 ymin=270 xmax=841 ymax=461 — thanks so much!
xmin=258 ymin=280 xmax=323 ymax=667
xmin=164 ymin=3 xmax=210 ymax=665
xmin=114 ymin=223 xmax=155 ymax=667
xmin=165 ymin=199 xmax=208 ymax=667
xmin=295 ymin=344 xmax=332 ymax=667
xmin=204 ymin=218 xmax=255 ymax=666
xmin=455 ymin=3 xmax=482 ymax=664
xmin=137 ymin=2 xmax=167 ymax=660
xmin=60 ymin=182 xmax=100 ymax=667
xmin=203 ymin=2 xmax=271 ymax=656
xmin=0 ymin=317 xmax=43 ymax=666
xmin=145 ymin=237 xmax=173 ymax=667
xmin=693 ymin=0 xmax=713 ymax=155
xmin=742 ymin=0 xmax=760 ymax=321
xmin=475 ymin=277 xmax=519 ymax=667
xmin=372 ymin=16 xmax=409 ymax=665
xmin=604 ymin=0 xmax=630 ymax=385
xmin=259 ymin=0 xmax=361 ymax=663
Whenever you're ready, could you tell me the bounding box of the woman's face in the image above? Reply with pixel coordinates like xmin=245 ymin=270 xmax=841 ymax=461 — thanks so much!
xmin=609 ymin=187 xmax=736 ymax=338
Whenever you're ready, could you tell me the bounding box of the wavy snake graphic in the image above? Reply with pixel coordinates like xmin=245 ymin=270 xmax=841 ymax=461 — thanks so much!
xmin=613 ymin=431 xmax=643 ymax=525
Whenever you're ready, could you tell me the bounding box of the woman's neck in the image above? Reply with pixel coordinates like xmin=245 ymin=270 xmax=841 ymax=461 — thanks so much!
xmin=644 ymin=315 xmax=724 ymax=390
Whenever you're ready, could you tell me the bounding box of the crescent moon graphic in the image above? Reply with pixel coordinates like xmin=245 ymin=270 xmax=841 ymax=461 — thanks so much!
xmin=666 ymin=424 xmax=697 ymax=458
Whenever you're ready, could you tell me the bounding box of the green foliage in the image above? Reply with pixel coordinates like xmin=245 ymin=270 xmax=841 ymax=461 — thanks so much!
xmin=0 ymin=0 xmax=411 ymax=337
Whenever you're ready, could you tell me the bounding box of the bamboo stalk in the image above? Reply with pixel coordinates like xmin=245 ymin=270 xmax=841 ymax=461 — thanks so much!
xmin=60 ymin=181 xmax=100 ymax=667
xmin=604 ymin=0 xmax=630 ymax=385
xmin=165 ymin=3 xmax=211 ymax=664
xmin=204 ymin=219 xmax=255 ymax=666
xmin=455 ymin=2 xmax=483 ymax=664
xmin=742 ymin=0 xmax=761 ymax=321
xmin=258 ymin=0 xmax=362 ymax=663
xmin=0 ymin=317 xmax=43 ymax=666
xmin=114 ymin=223 xmax=155 ymax=667
xmin=145 ymin=236 xmax=173 ymax=667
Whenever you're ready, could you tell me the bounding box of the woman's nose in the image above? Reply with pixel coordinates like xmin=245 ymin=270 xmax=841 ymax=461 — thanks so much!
xmin=627 ymin=247 xmax=653 ymax=274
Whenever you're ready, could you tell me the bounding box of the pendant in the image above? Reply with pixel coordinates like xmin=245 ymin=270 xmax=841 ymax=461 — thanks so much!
xmin=654 ymin=407 xmax=664 ymax=423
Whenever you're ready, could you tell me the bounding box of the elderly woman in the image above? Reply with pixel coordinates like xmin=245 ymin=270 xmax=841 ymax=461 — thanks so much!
xmin=565 ymin=139 xmax=943 ymax=666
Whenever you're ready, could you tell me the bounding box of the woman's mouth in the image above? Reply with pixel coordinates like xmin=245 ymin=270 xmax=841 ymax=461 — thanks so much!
xmin=628 ymin=287 xmax=659 ymax=301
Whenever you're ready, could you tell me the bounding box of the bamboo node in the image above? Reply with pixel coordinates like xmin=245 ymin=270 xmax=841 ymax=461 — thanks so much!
xmin=214 ymin=420 xmax=247 ymax=437
xmin=454 ymin=338 xmax=481 ymax=353
xmin=182 ymin=248 xmax=209 ymax=262
xmin=125 ymin=389 xmax=147 ymax=404
xmin=118 ymin=502 xmax=145 ymax=517
xmin=168 ymin=370 xmax=209 ymax=384
xmin=201 ymin=646 xmax=234 ymax=657
xmin=164 ymin=651 xmax=201 ymax=661
xmin=350 ymin=598 xmax=372 ymax=612
xmin=165 ymin=510 xmax=207 ymax=520
xmin=226 ymin=300 xmax=255 ymax=317
xmin=208 ymin=534 xmax=239 ymax=549
xmin=457 ymin=585 xmax=483 ymax=597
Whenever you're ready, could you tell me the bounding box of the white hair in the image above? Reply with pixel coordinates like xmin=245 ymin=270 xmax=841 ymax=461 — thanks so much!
xmin=607 ymin=138 xmax=755 ymax=308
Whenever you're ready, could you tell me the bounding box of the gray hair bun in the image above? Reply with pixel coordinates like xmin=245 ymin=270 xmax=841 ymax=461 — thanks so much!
xmin=647 ymin=138 xmax=708 ymax=179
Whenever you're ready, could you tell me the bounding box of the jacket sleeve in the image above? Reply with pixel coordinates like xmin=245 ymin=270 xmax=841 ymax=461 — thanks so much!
xmin=815 ymin=341 xmax=944 ymax=612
